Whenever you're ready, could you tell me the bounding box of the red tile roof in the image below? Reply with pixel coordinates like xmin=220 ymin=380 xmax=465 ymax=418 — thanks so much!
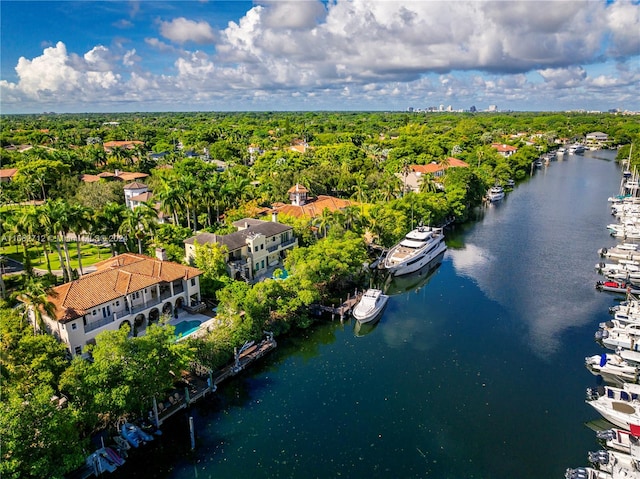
xmin=47 ymin=253 xmax=201 ymax=322
xmin=123 ymin=181 xmax=148 ymax=190
xmin=287 ymin=184 xmax=309 ymax=193
xmin=80 ymin=174 xmax=101 ymax=183
xmin=491 ymin=143 xmax=518 ymax=152
xmin=103 ymin=140 xmax=144 ymax=150
xmin=129 ymin=192 xmax=153 ymax=202
xmin=0 ymin=168 xmax=18 ymax=179
xmin=410 ymin=158 xmax=469 ymax=174
xmin=275 ymin=195 xmax=353 ymax=218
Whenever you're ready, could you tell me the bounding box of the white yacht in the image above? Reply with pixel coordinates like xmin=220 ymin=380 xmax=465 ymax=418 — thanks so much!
xmin=383 ymin=226 xmax=447 ymax=276
xmin=568 ymin=144 xmax=585 ymax=155
xmin=487 ymin=185 xmax=505 ymax=202
xmin=586 ymin=383 xmax=640 ymax=430
xmin=352 ymin=289 xmax=389 ymax=323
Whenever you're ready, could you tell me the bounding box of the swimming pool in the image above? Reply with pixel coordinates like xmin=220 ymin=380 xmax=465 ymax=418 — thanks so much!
xmin=272 ymin=268 xmax=289 ymax=280
xmin=173 ymin=320 xmax=201 ymax=339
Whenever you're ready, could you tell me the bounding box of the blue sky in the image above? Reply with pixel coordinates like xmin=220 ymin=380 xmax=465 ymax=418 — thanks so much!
xmin=1 ymin=0 xmax=639 ymax=114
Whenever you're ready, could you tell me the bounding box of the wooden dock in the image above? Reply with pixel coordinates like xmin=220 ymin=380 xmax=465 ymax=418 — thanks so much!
xmin=152 ymin=333 xmax=277 ymax=427
xmin=313 ymin=289 xmax=362 ymax=320
xmin=212 ymin=335 xmax=277 ymax=385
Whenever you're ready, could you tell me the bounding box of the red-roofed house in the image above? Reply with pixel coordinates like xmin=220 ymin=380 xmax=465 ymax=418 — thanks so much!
xmin=26 ymin=252 xmax=203 ymax=357
xmin=103 ymin=140 xmax=144 ymax=153
xmin=398 ymin=158 xmax=470 ymax=193
xmin=491 ymin=143 xmax=518 ymax=157
xmin=0 ymin=168 xmax=18 ymax=182
xmin=271 ymin=184 xmax=354 ymax=218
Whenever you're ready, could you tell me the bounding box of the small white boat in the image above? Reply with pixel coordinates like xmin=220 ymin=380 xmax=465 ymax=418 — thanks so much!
xmin=487 ymin=185 xmax=505 ymax=202
xmin=585 ymin=449 xmax=640 ymax=478
xmin=568 ymin=144 xmax=585 ymax=155
xmin=352 ymin=289 xmax=389 ymax=323
xmin=586 ymin=383 xmax=640 ymax=430
xmin=596 ymin=428 xmax=640 ymax=458
xmin=596 ymin=322 xmax=640 ymax=351
xmin=383 ymin=226 xmax=447 ymax=276
xmin=585 ymin=353 xmax=639 ymax=382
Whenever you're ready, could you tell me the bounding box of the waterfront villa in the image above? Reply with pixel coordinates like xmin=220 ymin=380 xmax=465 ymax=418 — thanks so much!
xmin=398 ymin=158 xmax=470 ymax=193
xmin=184 ymin=215 xmax=297 ymax=281
xmin=586 ymin=132 xmax=610 ymax=149
xmin=491 ymin=143 xmax=518 ymax=157
xmin=27 ymin=252 xmax=203 ymax=357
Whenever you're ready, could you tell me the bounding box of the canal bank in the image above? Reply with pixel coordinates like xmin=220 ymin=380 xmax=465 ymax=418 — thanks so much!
xmin=113 ymin=149 xmax=622 ymax=479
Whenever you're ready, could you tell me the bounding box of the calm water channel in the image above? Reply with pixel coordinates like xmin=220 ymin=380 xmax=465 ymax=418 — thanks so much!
xmin=116 ymin=149 xmax=622 ymax=479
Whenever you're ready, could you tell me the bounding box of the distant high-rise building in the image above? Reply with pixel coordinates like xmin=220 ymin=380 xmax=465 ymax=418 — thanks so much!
xmin=469 ymin=105 xmax=477 ymax=112
xmin=488 ymin=105 xmax=498 ymax=112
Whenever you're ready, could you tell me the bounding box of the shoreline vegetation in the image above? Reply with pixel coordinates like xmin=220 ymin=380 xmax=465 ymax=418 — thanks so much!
xmin=1 ymin=111 xmax=639 ymax=478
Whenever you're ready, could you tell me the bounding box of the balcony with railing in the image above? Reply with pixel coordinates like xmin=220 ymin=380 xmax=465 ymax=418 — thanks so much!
xmin=267 ymin=237 xmax=297 ymax=253
xmin=84 ymin=314 xmax=116 ymax=333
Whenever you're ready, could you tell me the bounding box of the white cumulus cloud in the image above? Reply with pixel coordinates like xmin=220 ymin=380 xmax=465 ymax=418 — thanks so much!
xmin=159 ymin=17 xmax=216 ymax=44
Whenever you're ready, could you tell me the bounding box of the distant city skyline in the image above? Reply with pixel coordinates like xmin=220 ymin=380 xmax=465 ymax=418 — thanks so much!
xmin=1 ymin=1 xmax=639 ymax=114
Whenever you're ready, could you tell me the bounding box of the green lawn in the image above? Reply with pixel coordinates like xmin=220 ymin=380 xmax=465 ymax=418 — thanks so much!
xmin=0 ymin=241 xmax=113 ymax=271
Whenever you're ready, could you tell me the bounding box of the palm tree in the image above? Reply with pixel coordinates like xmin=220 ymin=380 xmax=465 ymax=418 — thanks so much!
xmin=419 ymin=173 xmax=439 ymax=194
xmin=177 ymin=174 xmax=197 ymax=231
xmin=155 ymin=176 xmax=184 ymax=226
xmin=51 ymin=199 xmax=75 ymax=281
xmin=94 ymin=202 xmax=127 ymax=256
xmin=312 ymin=208 xmax=334 ymax=238
xmin=69 ymin=204 xmax=93 ymax=276
xmin=6 ymin=206 xmax=41 ymax=277
xmin=41 ymin=200 xmax=69 ymax=281
xmin=119 ymin=202 xmax=157 ymax=254
xmin=341 ymin=205 xmax=361 ymax=232
xmin=18 ymin=277 xmax=57 ymax=335
xmin=200 ymin=174 xmax=223 ymax=226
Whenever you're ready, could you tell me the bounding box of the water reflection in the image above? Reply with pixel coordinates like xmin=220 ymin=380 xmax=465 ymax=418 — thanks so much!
xmin=449 ymin=150 xmax=620 ymax=357
xmin=382 ymin=252 xmax=445 ymax=296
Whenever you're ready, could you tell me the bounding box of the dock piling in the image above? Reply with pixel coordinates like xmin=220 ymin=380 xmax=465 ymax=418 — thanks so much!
xmin=189 ymin=416 xmax=195 ymax=451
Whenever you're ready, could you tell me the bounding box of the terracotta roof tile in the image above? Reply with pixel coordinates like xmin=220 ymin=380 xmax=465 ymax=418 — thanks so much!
xmin=0 ymin=168 xmax=18 ymax=179
xmin=47 ymin=253 xmax=201 ymax=322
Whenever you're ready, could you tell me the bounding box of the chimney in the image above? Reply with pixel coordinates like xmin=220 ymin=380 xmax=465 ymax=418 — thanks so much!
xmin=155 ymin=247 xmax=167 ymax=261
xmin=272 ymin=211 xmax=278 ymax=223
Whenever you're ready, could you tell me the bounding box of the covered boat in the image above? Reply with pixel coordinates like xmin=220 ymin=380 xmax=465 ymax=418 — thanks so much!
xmin=383 ymin=226 xmax=447 ymax=276
xmin=121 ymin=422 xmax=154 ymax=448
xmin=585 ymin=353 xmax=639 ymax=382
xmin=352 ymin=289 xmax=389 ymax=323
xmin=596 ymin=281 xmax=640 ymax=295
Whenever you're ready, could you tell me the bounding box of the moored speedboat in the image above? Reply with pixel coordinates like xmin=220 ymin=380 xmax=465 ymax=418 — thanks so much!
xmin=383 ymin=226 xmax=447 ymax=276
xmin=596 ymin=428 xmax=640 ymax=458
xmin=352 ymin=289 xmax=389 ymax=323
xmin=596 ymin=281 xmax=640 ymax=295
xmin=487 ymin=185 xmax=505 ymax=202
xmin=586 ymin=383 xmax=640 ymax=430
xmin=121 ymin=422 xmax=154 ymax=448
xmin=585 ymin=353 xmax=639 ymax=382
